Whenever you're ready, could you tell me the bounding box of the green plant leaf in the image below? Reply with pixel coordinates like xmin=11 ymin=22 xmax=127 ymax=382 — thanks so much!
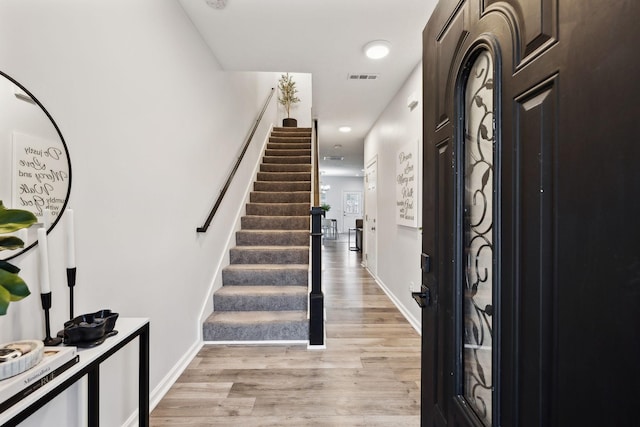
xmin=0 ymin=260 xmax=20 ymax=274
xmin=0 ymin=201 xmax=34 ymax=315
xmin=0 ymin=269 xmax=31 ymax=301
xmin=0 ymin=201 xmax=38 ymax=234
xmin=0 ymin=286 xmax=10 ymax=315
xmin=0 ymin=235 xmax=25 ymax=251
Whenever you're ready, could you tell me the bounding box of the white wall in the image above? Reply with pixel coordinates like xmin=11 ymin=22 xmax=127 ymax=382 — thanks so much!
xmin=363 ymin=62 xmax=423 ymax=331
xmin=0 ymin=1 xmax=279 ymax=425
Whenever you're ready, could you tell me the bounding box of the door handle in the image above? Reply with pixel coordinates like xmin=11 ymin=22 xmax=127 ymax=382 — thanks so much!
xmin=412 ymin=285 xmax=431 ymax=308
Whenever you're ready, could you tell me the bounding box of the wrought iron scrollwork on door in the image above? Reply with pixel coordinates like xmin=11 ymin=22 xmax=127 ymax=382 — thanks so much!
xmin=462 ymin=49 xmax=495 ymax=426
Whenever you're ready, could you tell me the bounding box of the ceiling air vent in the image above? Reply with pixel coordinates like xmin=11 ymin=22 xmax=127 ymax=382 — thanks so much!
xmin=323 ymin=156 xmax=344 ymax=161
xmin=348 ymin=73 xmax=379 ymax=80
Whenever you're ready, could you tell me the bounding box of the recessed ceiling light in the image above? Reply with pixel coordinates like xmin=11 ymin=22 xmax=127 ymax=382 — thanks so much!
xmin=338 ymin=126 xmax=352 ymax=133
xmin=364 ymin=40 xmax=391 ymax=59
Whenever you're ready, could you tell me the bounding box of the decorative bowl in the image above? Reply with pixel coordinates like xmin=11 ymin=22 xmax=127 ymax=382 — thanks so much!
xmin=63 ymin=309 xmax=119 ymax=346
xmin=92 ymin=309 xmax=119 ymax=334
xmin=0 ymin=340 xmax=44 ymax=380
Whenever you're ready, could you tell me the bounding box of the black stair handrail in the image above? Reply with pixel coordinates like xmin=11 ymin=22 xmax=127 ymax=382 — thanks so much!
xmin=197 ymin=88 xmax=275 ymax=233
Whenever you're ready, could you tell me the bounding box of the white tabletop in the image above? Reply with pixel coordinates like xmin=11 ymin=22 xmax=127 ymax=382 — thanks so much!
xmin=0 ymin=317 xmax=149 ymax=425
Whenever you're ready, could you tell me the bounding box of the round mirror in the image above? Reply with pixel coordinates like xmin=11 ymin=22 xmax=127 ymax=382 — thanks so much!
xmin=0 ymin=71 xmax=72 ymax=261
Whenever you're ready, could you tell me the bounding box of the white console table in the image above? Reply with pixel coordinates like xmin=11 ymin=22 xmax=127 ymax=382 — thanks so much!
xmin=0 ymin=317 xmax=150 ymax=427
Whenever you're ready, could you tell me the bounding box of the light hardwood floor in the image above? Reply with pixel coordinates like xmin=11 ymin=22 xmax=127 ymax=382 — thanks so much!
xmin=150 ymin=235 xmax=421 ymax=426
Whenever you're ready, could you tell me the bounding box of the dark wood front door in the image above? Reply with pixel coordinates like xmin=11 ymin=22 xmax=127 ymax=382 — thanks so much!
xmin=421 ymin=1 xmax=640 ymax=426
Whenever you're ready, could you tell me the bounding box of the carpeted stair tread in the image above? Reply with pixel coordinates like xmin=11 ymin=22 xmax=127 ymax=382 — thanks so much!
xmin=216 ymin=285 xmax=308 ymax=297
xmin=268 ymin=137 xmax=311 ymax=144
xmin=267 ymin=146 xmax=311 ymax=155
xmin=270 ymin=133 xmax=311 ymax=139
xmin=246 ymin=203 xmax=310 ymax=216
xmin=203 ymin=311 xmax=308 ymax=341
xmin=270 ymin=131 xmax=311 ymax=141
xmin=256 ymin=171 xmax=311 ymax=181
xmin=260 ymin=163 xmax=312 ymax=172
xmin=230 ymin=246 xmax=309 ymax=264
xmin=254 ymin=181 xmax=311 ymax=191
xmin=206 ymin=310 xmax=307 ymax=323
xmin=263 ymin=155 xmax=311 ymax=164
xmin=236 ymin=230 xmax=309 ymax=246
xmin=273 ymin=126 xmax=311 ymax=133
xmin=270 ymin=130 xmax=311 ymax=136
xmin=265 ymin=148 xmax=311 ymax=157
xmin=241 ymin=215 xmax=309 ymax=230
xmin=214 ymin=286 xmax=308 ymax=312
xmin=250 ymin=191 xmax=310 ymax=203
xmin=268 ymin=141 xmax=311 ymax=147
xmin=266 ymin=144 xmax=311 ymax=151
xmin=222 ymin=264 xmax=309 ymax=286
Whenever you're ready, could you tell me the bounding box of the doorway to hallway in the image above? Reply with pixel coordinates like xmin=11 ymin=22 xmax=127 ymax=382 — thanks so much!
xmin=364 ymin=157 xmax=378 ymax=276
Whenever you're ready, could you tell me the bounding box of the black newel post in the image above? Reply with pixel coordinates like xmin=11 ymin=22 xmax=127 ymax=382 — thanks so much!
xmin=309 ymin=206 xmax=324 ymax=346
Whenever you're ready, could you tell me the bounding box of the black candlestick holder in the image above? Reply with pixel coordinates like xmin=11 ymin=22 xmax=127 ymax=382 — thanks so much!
xmin=41 ymin=292 xmax=62 ymax=346
xmin=67 ymin=267 xmax=76 ymax=319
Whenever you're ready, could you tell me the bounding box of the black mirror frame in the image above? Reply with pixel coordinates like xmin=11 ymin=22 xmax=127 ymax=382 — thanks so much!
xmin=1 ymin=70 xmax=73 ymax=261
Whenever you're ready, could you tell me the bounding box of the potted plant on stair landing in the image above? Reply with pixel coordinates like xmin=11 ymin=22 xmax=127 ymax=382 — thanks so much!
xmin=278 ymin=73 xmax=300 ymax=127
xmin=320 ymin=203 xmax=331 ymax=217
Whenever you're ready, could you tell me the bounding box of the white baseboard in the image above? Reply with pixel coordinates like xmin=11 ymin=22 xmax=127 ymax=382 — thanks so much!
xmin=122 ymin=410 xmax=138 ymax=427
xmin=122 ymin=339 xmax=204 ymax=427
xmin=307 ymin=343 xmax=327 ymax=350
xmin=150 ymin=340 xmax=204 ymax=410
xmin=366 ymin=267 xmax=422 ymax=335
xmin=202 ymin=340 xmax=308 ymax=346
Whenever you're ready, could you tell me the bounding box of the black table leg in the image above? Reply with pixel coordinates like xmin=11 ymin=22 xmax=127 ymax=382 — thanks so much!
xmin=139 ymin=323 xmax=150 ymax=426
xmin=88 ymin=366 xmax=100 ymax=427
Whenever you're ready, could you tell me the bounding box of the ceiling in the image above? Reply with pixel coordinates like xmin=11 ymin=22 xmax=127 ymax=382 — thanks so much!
xmin=179 ymin=0 xmax=438 ymax=177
